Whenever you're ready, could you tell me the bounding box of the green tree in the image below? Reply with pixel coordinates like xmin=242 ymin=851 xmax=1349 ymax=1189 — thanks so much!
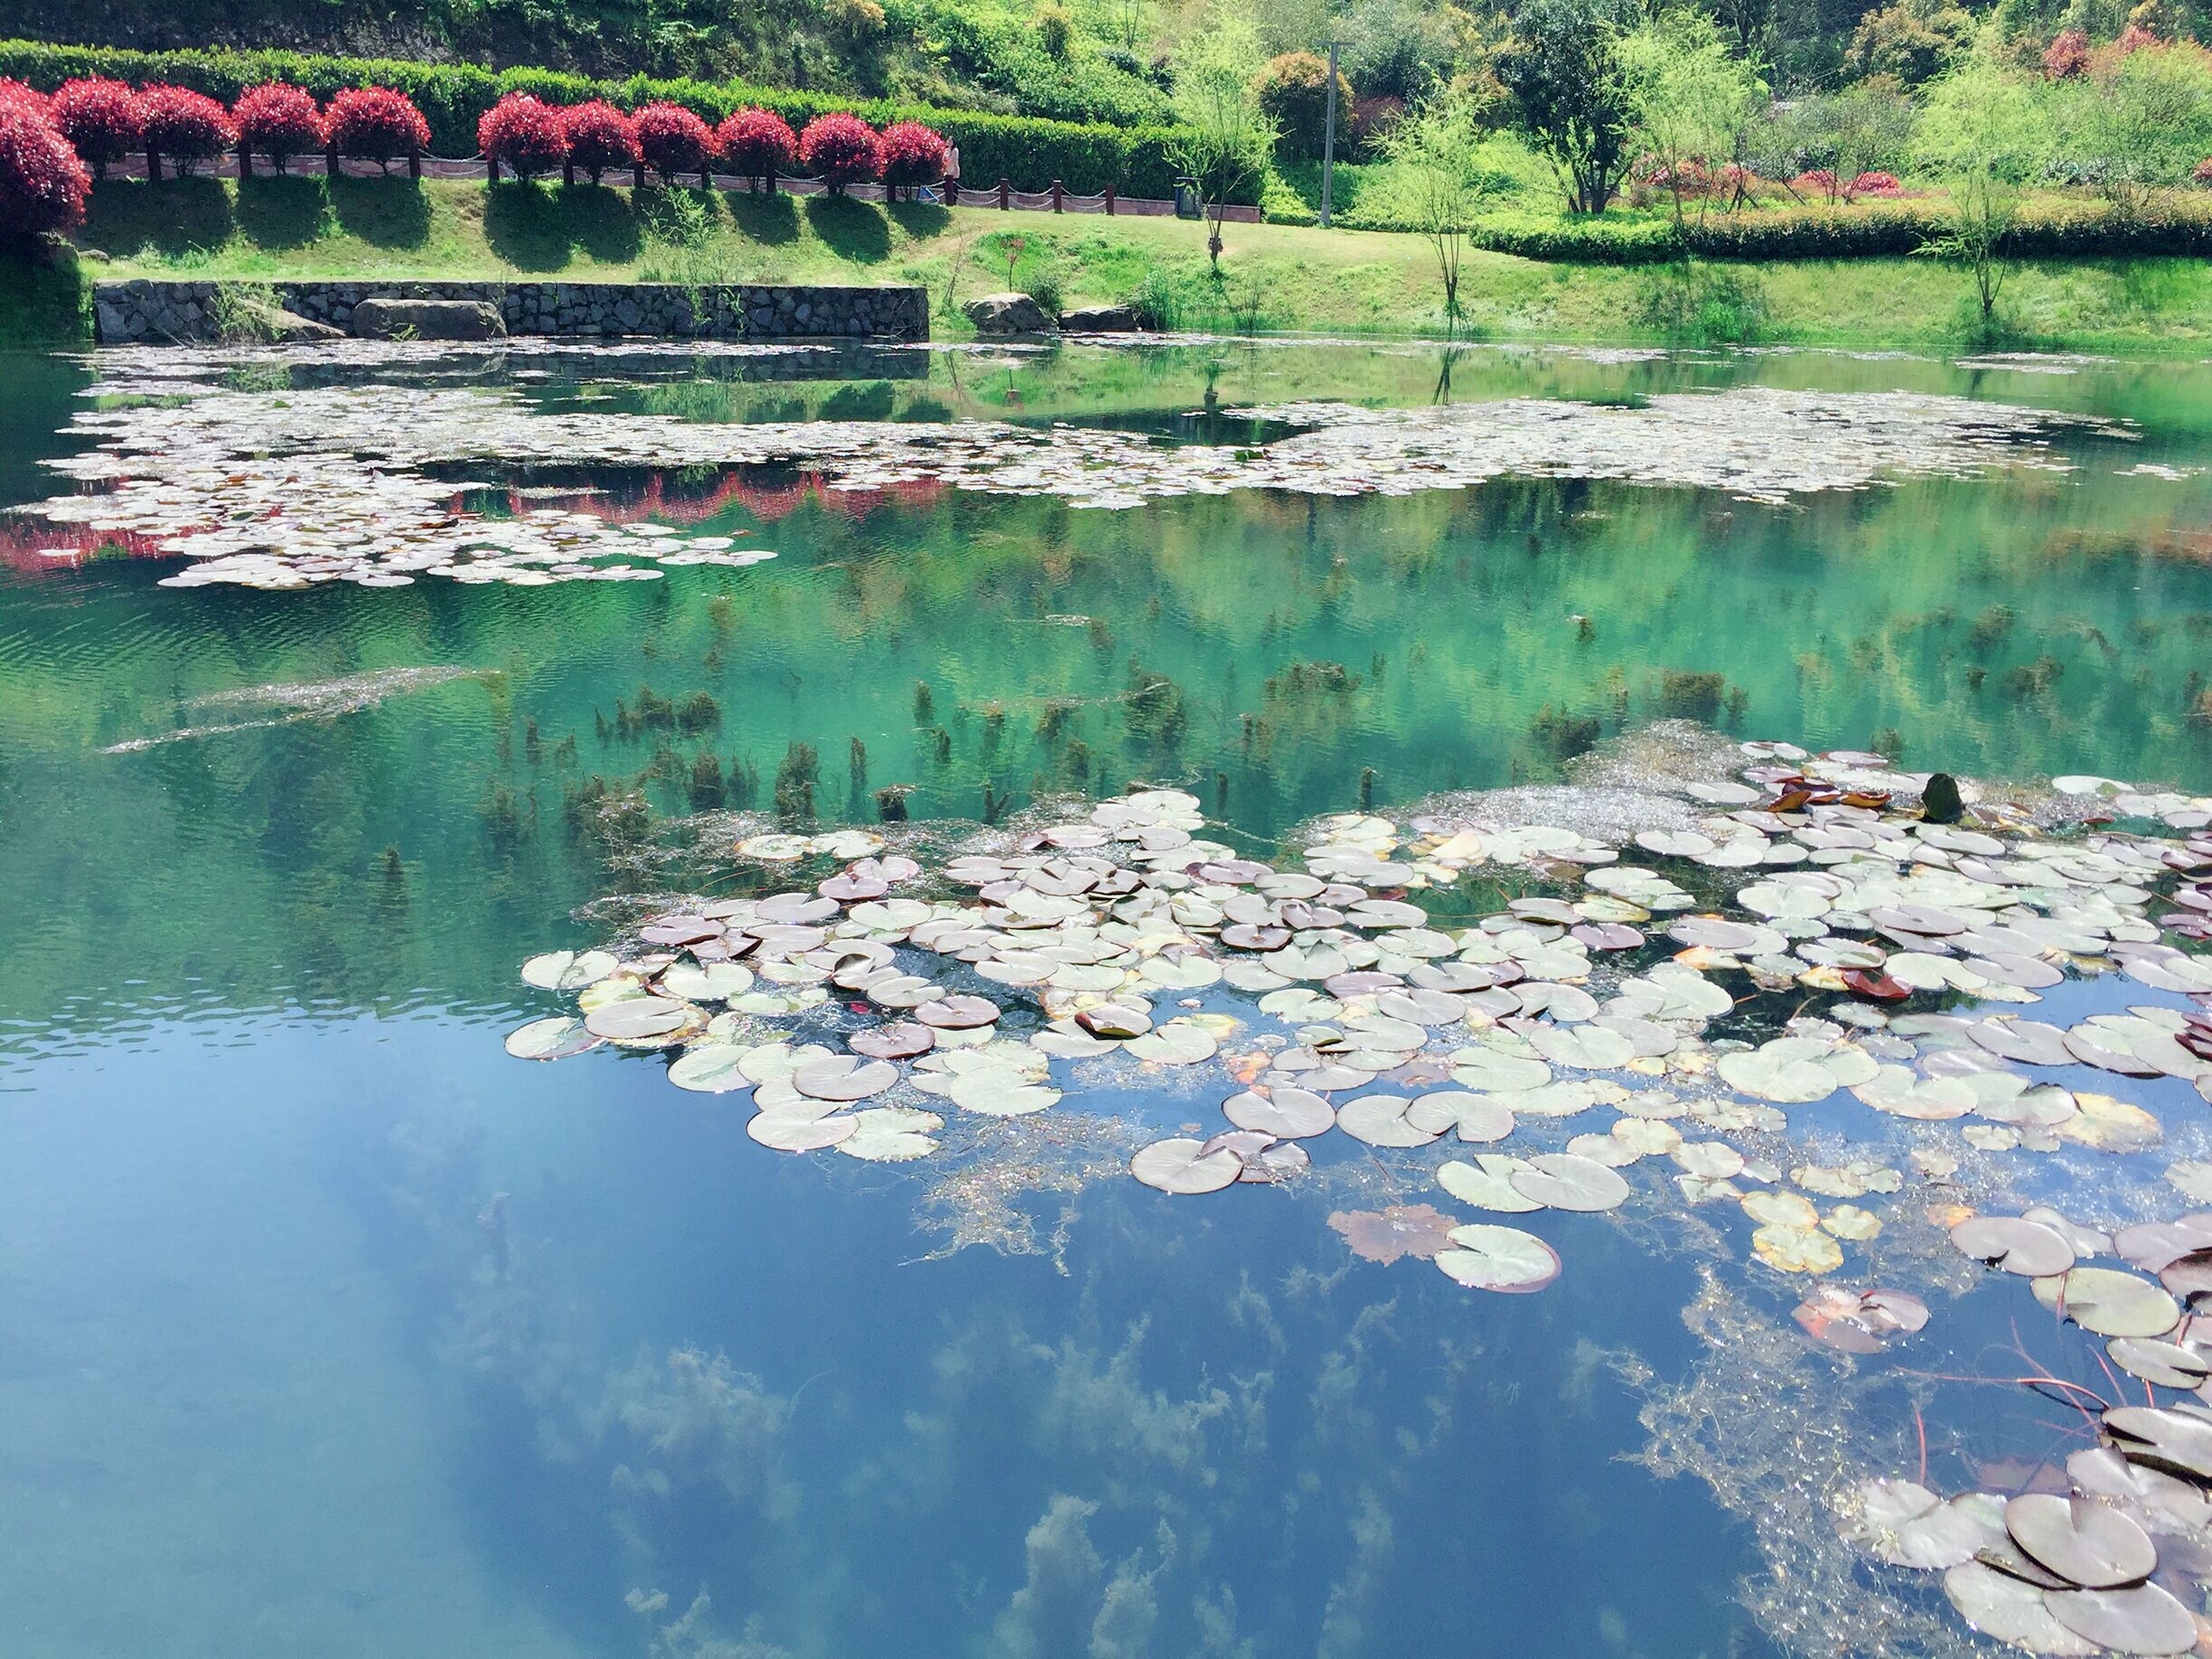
xmin=1254 ymin=51 xmax=1355 ymax=161
xmin=1378 ymin=86 xmax=1500 ymax=333
xmin=1170 ymin=4 xmax=1276 ymax=268
xmin=1844 ymin=0 xmax=1975 ymax=85
xmin=1764 ymin=84 xmax=1916 ymax=201
xmin=1617 ymin=9 xmax=1767 ymax=225
xmin=1913 ymin=46 xmax=2047 ymax=332
xmin=2057 ymin=38 xmax=2212 ymax=217
xmin=1495 ymin=0 xmax=1641 ymax=214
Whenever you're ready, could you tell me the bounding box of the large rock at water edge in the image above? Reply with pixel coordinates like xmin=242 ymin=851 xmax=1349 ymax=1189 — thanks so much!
xmin=1059 ymin=304 xmax=1141 ymax=333
xmin=963 ymin=292 xmax=1056 ymax=334
xmin=351 ymin=298 xmax=507 ymax=341
xmin=229 ymin=297 xmax=344 ymax=343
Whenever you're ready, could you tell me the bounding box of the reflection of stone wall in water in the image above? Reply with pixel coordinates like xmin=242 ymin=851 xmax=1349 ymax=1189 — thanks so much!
xmin=90 ymin=278 xmax=931 ymax=343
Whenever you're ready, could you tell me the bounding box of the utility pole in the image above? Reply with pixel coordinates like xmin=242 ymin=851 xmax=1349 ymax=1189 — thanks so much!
xmin=1318 ymin=40 xmax=1345 ymax=229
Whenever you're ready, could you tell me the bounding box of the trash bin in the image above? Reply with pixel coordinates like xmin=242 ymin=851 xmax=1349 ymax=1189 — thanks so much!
xmin=1174 ymin=176 xmax=1201 ymax=220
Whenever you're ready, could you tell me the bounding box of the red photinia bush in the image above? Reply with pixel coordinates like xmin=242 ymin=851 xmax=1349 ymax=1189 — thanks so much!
xmin=1791 ymin=168 xmax=1840 ymax=199
xmin=327 ymin=86 xmax=430 ymax=171
xmin=234 ymin=83 xmax=324 ymax=169
xmin=2195 ymin=157 xmax=2212 ymax=184
xmin=139 ymin=85 xmax=236 ymax=169
xmin=0 ymin=102 xmax=90 ymax=238
xmin=877 ymin=120 xmax=949 ymax=195
xmin=799 ymin=111 xmax=880 ymax=193
xmin=51 ymin=78 xmax=142 ymax=178
xmin=0 ymin=77 xmax=50 ymax=118
xmin=562 ymin=99 xmax=639 ymax=182
xmin=717 ymin=108 xmax=797 ymax=188
xmin=1848 ymin=171 xmax=1901 ymax=197
xmin=2044 ymin=28 xmax=2091 ymax=77
xmin=635 ymin=101 xmax=714 ymax=182
xmin=477 ymin=91 xmax=567 ymax=179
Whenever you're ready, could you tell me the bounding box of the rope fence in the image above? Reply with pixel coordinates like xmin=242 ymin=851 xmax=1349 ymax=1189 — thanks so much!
xmin=106 ymin=149 xmax=1265 ymax=221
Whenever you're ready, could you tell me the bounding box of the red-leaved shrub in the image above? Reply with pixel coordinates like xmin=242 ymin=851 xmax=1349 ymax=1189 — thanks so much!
xmin=635 ymin=101 xmax=714 ymax=183
xmin=51 ymin=78 xmax=141 ymax=178
xmin=2044 ymin=28 xmax=2092 ymax=77
xmin=562 ymin=99 xmax=639 ymax=182
xmin=1849 ymin=171 xmax=1901 ymax=197
xmin=477 ymin=91 xmax=567 ymax=179
xmin=327 ymin=86 xmax=430 ymax=172
xmin=0 ymin=77 xmax=50 ymax=118
xmin=1791 ymin=168 xmax=1840 ymax=200
xmin=2195 ymin=156 xmax=2212 ymax=185
xmin=234 ymin=83 xmax=324 ymax=171
xmin=799 ymin=111 xmax=880 ymax=193
xmin=139 ymin=85 xmax=236 ymax=173
xmin=0 ymin=102 xmax=90 ymax=238
xmin=717 ymin=108 xmax=797 ymax=189
xmin=877 ymin=120 xmax=948 ymax=197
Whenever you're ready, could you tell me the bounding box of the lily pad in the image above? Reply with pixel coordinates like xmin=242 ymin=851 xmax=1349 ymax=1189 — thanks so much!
xmin=1130 ymin=1137 xmax=1242 ymax=1195
xmin=1434 ymin=1224 xmax=1561 ymax=1292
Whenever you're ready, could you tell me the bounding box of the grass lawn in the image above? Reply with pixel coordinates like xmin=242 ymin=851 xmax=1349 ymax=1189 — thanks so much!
xmin=15 ymin=173 xmax=2212 ymax=351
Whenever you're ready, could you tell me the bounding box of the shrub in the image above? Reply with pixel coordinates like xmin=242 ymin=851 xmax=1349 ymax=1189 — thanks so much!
xmin=327 ymin=85 xmax=429 ymax=170
xmin=1791 ymin=168 xmax=1838 ymax=197
xmin=0 ymin=100 xmax=87 ymax=236
xmin=233 ymin=82 xmax=323 ymax=169
xmin=2045 ymin=29 xmax=2091 ymax=79
xmin=2196 ymin=156 xmax=2212 ymax=184
xmin=0 ymin=75 xmax=48 ymax=117
xmin=0 ymin=41 xmax=1253 ymax=202
xmin=635 ymin=100 xmax=713 ymax=182
xmin=478 ymin=91 xmax=567 ymax=178
xmin=138 ymin=84 xmax=235 ymax=170
xmin=799 ymin=110 xmax=881 ymax=192
xmin=1849 ymin=170 xmax=1901 ymax=196
xmin=877 ymin=119 xmax=948 ymax=195
xmin=1350 ymin=93 xmax=1404 ymax=156
xmin=562 ymin=98 xmax=639 ymax=183
xmin=50 ymin=77 xmax=139 ymax=177
xmin=1254 ymin=52 xmax=1353 ymax=161
xmin=717 ymin=106 xmax=796 ymax=188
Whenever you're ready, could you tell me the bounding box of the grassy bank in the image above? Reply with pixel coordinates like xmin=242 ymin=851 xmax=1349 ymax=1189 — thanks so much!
xmin=16 ymin=175 xmax=2212 ymax=351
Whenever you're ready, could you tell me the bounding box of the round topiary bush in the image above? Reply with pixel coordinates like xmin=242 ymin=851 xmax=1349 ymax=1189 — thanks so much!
xmin=51 ymin=78 xmax=141 ymax=179
xmin=562 ymin=99 xmax=640 ymax=183
xmin=635 ymin=101 xmax=715 ymax=183
xmin=877 ymin=120 xmax=949 ymax=199
xmin=798 ymin=111 xmax=881 ymax=194
xmin=1254 ymin=52 xmax=1353 ymax=162
xmin=327 ymin=86 xmax=431 ymax=173
xmin=717 ymin=108 xmax=798 ymax=190
xmin=0 ymin=78 xmax=51 ymax=119
xmin=234 ymin=83 xmax=324 ymax=173
xmin=0 ymin=102 xmax=90 ymax=239
xmin=477 ymin=91 xmax=568 ymax=181
xmin=139 ymin=85 xmax=237 ymax=174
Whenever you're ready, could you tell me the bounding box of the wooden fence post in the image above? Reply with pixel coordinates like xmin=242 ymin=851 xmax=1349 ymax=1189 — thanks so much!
xmin=562 ymin=158 xmax=575 ymax=187
xmin=1104 ymin=186 xmax=1115 ymax=215
xmin=998 ymin=177 xmax=1009 ymax=210
xmin=1050 ymin=179 xmax=1064 ymax=211
xmin=633 ymin=162 xmax=646 ymax=188
xmin=408 ymin=151 xmax=421 ymax=180
xmin=487 ymin=155 xmax=501 ymax=183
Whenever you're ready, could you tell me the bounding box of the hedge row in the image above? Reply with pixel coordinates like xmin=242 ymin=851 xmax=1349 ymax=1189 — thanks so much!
xmin=1460 ymin=201 xmax=2212 ymax=265
xmin=0 ymin=39 xmax=1243 ymax=202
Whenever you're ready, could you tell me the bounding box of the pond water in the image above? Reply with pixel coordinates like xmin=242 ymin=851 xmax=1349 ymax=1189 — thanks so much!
xmin=3 ymin=336 xmax=2212 ymax=1659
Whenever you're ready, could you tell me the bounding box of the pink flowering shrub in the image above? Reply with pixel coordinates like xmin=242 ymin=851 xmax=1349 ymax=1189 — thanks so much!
xmin=51 ymin=77 xmax=141 ymax=177
xmin=635 ymin=101 xmax=714 ymax=182
xmin=717 ymin=108 xmax=797 ymax=188
xmin=478 ymin=92 xmax=568 ymax=179
xmin=561 ymin=99 xmax=639 ymax=182
xmin=877 ymin=119 xmax=949 ymax=195
xmin=0 ymin=101 xmax=89 ymax=236
xmin=327 ymin=86 xmax=430 ymax=171
xmin=139 ymin=85 xmax=236 ymax=170
xmin=234 ymin=83 xmax=324 ymax=170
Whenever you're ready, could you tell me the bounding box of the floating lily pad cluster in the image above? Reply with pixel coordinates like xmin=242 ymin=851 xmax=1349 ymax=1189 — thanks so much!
xmin=510 ymin=744 xmax=2211 ymax=1306
xmin=19 ymin=370 xmax=2123 ymax=589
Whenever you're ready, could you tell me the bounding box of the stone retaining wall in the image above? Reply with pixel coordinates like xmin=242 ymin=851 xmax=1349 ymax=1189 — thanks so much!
xmin=90 ymin=279 xmax=929 ymax=344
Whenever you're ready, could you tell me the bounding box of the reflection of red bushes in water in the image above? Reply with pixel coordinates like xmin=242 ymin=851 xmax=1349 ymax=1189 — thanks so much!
xmin=498 ymin=471 xmax=949 ymax=527
xmin=0 ymin=521 xmax=170 ymax=575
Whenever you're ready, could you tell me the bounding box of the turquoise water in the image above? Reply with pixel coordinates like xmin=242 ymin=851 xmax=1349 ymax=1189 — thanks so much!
xmin=3 ymin=338 xmax=2212 ymax=1658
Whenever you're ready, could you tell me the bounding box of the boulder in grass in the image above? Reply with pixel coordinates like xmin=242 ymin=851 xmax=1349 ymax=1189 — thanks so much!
xmin=351 ymin=298 xmax=507 ymax=341
xmin=962 ymin=291 xmax=1055 ymax=334
xmin=1059 ymin=304 xmax=1141 ymax=332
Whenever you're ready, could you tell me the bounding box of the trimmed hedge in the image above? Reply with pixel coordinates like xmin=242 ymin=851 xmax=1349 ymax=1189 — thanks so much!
xmin=0 ymin=38 xmax=1237 ymax=202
